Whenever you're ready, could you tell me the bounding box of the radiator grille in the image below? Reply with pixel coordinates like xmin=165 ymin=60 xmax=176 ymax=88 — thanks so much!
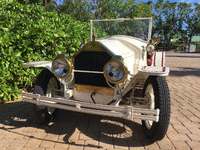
xmin=74 ymin=51 xmax=113 ymax=87
xmin=74 ymin=51 xmax=112 ymax=71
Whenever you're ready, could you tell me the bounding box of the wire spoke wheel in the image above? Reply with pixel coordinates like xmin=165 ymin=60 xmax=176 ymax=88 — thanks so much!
xmin=46 ymin=77 xmax=58 ymax=115
xmin=33 ymin=69 xmax=60 ymax=123
xmin=144 ymin=84 xmax=155 ymax=129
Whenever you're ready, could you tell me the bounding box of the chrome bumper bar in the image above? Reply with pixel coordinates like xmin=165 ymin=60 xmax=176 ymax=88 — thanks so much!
xmin=22 ymin=92 xmax=160 ymax=122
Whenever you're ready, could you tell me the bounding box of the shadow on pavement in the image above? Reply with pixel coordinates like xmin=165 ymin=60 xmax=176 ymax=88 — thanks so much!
xmin=0 ymin=101 xmax=154 ymax=148
xmin=170 ymin=67 xmax=200 ymax=77
xmin=166 ymin=55 xmax=200 ymax=58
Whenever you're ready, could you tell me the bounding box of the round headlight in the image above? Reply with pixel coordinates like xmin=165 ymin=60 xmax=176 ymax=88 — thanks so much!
xmin=103 ymin=56 xmax=128 ymax=84
xmin=146 ymin=44 xmax=155 ymax=52
xmin=52 ymin=57 xmax=72 ymax=79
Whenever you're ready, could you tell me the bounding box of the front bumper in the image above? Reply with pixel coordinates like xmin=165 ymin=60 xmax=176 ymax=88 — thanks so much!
xmin=22 ymin=92 xmax=160 ymax=122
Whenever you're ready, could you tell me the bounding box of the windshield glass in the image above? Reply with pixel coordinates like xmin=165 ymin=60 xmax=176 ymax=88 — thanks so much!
xmin=90 ymin=18 xmax=152 ymax=42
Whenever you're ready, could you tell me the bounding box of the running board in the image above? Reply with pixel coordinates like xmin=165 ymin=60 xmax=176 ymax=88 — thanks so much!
xmin=22 ymin=92 xmax=160 ymax=122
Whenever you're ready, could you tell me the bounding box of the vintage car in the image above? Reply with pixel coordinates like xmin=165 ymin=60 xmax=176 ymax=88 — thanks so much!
xmin=22 ymin=17 xmax=170 ymax=141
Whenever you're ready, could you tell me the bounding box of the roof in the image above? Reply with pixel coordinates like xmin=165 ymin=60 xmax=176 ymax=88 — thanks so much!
xmin=191 ymin=36 xmax=200 ymax=42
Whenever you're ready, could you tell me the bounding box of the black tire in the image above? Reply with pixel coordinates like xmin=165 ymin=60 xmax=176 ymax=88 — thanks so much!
xmin=142 ymin=76 xmax=170 ymax=141
xmin=33 ymin=69 xmax=60 ymax=123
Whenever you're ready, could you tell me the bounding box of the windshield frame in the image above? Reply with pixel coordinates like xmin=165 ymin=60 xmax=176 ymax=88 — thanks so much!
xmin=90 ymin=17 xmax=152 ymax=42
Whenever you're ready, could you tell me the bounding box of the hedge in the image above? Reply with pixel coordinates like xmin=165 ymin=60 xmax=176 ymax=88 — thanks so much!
xmin=0 ymin=0 xmax=90 ymax=102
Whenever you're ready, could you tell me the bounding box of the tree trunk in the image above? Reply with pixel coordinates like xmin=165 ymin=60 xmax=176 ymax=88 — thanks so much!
xmin=165 ymin=37 xmax=171 ymax=51
xmin=188 ymin=36 xmax=192 ymax=52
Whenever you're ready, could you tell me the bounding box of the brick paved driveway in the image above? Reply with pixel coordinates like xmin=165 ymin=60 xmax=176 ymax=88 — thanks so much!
xmin=0 ymin=52 xmax=200 ymax=150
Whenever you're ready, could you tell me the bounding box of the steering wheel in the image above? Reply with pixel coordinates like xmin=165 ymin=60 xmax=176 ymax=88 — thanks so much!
xmin=131 ymin=31 xmax=147 ymax=41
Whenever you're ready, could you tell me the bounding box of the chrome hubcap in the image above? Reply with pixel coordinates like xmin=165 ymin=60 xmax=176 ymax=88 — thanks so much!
xmin=46 ymin=77 xmax=58 ymax=115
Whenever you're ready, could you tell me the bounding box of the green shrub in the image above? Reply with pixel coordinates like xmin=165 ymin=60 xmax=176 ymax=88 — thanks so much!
xmin=0 ymin=0 xmax=90 ymax=103
xmin=171 ymin=41 xmax=179 ymax=48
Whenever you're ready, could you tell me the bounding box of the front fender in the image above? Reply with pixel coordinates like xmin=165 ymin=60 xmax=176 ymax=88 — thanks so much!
xmin=138 ymin=66 xmax=170 ymax=76
xmin=23 ymin=61 xmax=52 ymax=73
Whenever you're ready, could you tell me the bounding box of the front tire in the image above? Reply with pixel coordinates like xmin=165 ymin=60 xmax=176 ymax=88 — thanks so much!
xmin=142 ymin=76 xmax=170 ymax=141
xmin=33 ymin=69 xmax=60 ymax=123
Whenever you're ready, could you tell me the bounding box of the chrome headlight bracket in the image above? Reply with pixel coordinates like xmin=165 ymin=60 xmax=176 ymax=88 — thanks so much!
xmin=146 ymin=38 xmax=160 ymax=54
xmin=103 ymin=55 xmax=128 ymax=84
xmin=52 ymin=54 xmax=73 ymax=80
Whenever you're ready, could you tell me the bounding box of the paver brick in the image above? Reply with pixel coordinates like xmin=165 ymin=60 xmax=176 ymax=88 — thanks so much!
xmin=187 ymin=141 xmax=200 ymax=150
xmin=54 ymin=142 xmax=69 ymax=149
xmin=167 ymin=131 xmax=192 ymax=141
xmin=175 ymin=128 xmax=191 ymax=135
xmin=172 ymin=141 xmax=190 ymax=150
xmin=68 ymin=139 xmax=84 ymax=150
xmin=129 ymin=147 xmax=145 ymax=150
xmin=23 ymin=124 xmax=39 ymax=133
xmin=0 ymin=138 xmax=14 ymax=148
xmin=54 ymin=135 xmax=70 ymax=150
xmin=170 ymin=117 xmax=183 ymax=126
xmin=0 ymin=147 xmax=9 ymax=150
xmin=84 ymin=139 xmax=99 ymax=149
xmin=187 ymin=126 xmax=200 ymax=134
xmin=187 ymin=133 xmax=200 ymax=141
xmin=68 ymin=131 xmax=81 ymax=140
xmin=3 ymin=131 xmax=25 ymax=139
xmin=79 ymin=133 xmax=93 ymax=140
xmin=144 ymin=142 xmax=160 ymax=150
xmin=22 ymin=148 xmax=45 ymax=150
xmin=156 ymin=136 xmax=175 ymax=149
xmin=39 ymin=134 xmax=59 ymax=148
xmin=25 ymin=138 xmax=43 ymax=148
xmin=6 ymin=139 xmax=28 ymax=150
xmin=0 ymin=128 xmax=9 ymax=140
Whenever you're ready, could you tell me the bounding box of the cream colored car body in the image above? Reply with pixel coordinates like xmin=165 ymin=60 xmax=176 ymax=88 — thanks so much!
xmin=22 ymin=17 xmax=169 ymax=123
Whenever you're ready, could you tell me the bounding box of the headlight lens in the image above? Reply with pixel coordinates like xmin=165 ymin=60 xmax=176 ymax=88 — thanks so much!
xmin=52 ymin=57 xmax=72 ymax=79
xmin=146 ymin=44 xmax=155 ymax=52
xmin=103 ymin=57 xmax=128 ymax=84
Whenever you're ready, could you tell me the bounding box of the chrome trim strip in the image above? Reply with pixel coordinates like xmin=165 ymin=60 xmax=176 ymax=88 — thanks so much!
xmin=74 ymin=70 xmax=103 ymax=74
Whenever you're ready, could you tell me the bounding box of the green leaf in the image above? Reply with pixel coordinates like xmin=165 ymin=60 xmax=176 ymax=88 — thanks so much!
xmin=2 ymin=28 xmax=9 ymax=31
xmin=16 ymin=34 xmax=20 ymax=39
xmin=15 ymin=52 xmax=21 ymax=57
